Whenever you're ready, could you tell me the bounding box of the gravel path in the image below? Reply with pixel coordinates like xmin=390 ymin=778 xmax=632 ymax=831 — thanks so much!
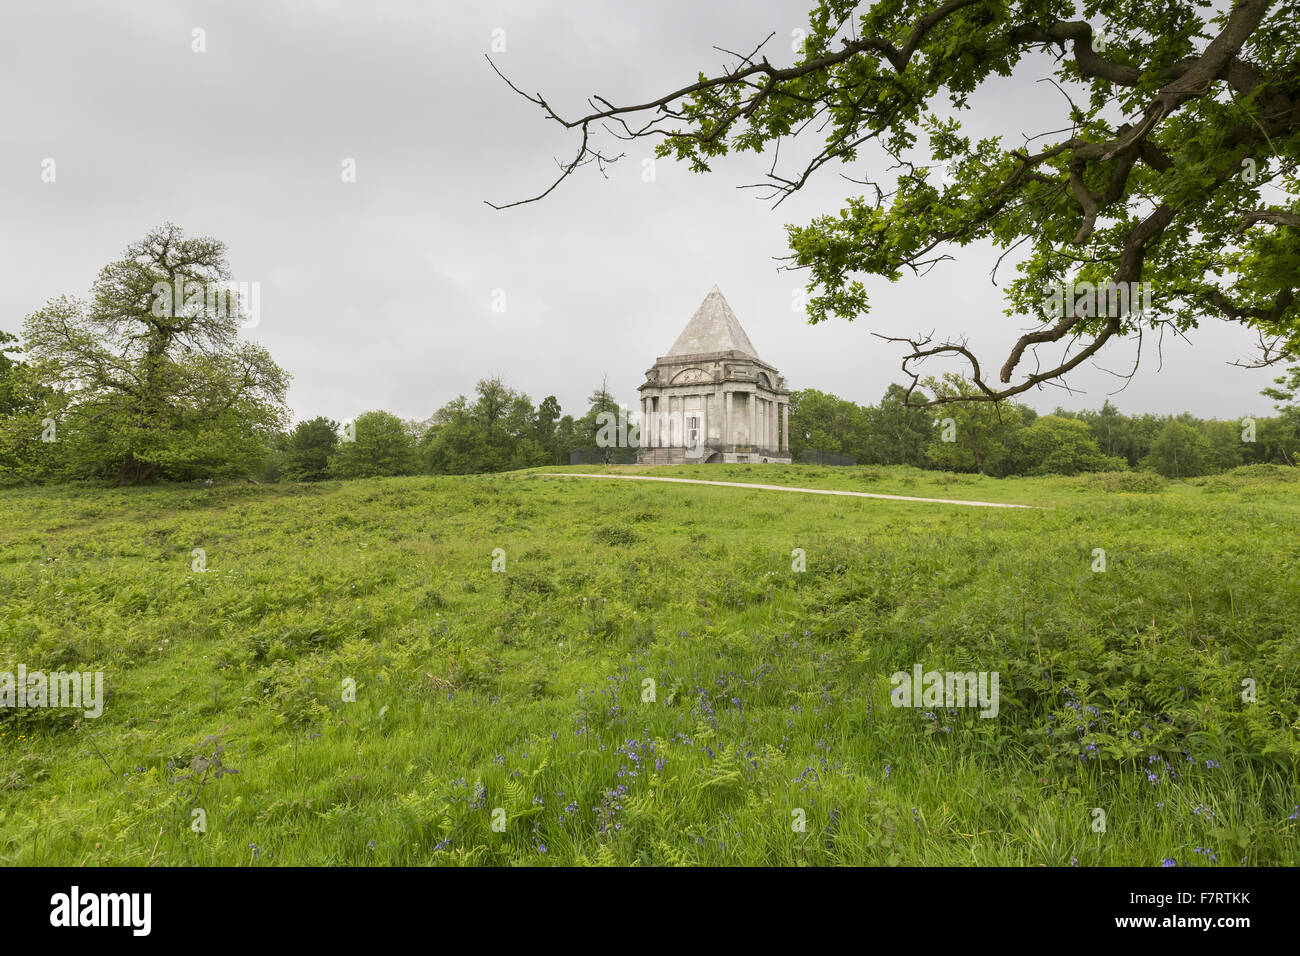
xmin=543 ymin=473 xmax=1033 ymax=509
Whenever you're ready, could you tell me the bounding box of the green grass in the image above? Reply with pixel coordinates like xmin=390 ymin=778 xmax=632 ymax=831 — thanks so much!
xmin=1 ymin=464 xmax=1297 ymax=866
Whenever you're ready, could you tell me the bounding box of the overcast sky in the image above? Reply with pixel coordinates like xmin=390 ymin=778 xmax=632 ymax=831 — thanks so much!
xmin=0 ymin=0 xmax=1283 ymax=425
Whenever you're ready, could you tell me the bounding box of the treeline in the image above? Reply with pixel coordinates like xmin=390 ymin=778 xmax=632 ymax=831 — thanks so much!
xmin=3 ymin=225 xmax=1298 ymax=486
xmin=0 ymin=346 xmax=624 ymax=484
xmin=790 ymin=371 xmax=1300 ymax=478
xmin=265 ymin=378 xmax=623 ymax=481
xmin=0 ymin=223 xmax=636 ymax=487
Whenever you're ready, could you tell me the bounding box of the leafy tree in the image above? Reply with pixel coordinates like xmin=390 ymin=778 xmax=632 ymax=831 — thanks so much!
xmin=551 ymin=414 xmax=583 ymax=465
xmin=924 ymin=374 xmax=1026 ymax=474
xmin=1257 ymin=364 xmax=1300 ymax=464
xmin=282 ymin=417 xmax=340 ymax=481
xmin=1201 ymin=419 xmax=1245 ymax=471
xmin=498 ymin=0 xmax=1300 ymax=404
xmin=0 ymin=331 xmax=60 ymax=483
xmin=422 ymin=378 xmax=552 ymax=473
xmin=421 ymin=396 xmax=481 ymax=474
xmin=1262 ymin=364 xmax=1300 ymax=407
xmin=1015 ymin=414 xmax=1123 ymax=475
xmin=536 ymin=395 xmax=562 ymax=456
xmin=577 ymin=376 xmax=633 ymax=464
xmin=0 ymin=330 xmax=25 ymax=417
xmin=1084 ymin=401 xmax=1131 ymax=461
xmin=862 ymin=383 xmax=933 ymax=465
xmin=789 ymin=388 xmax=869 ymax=460
xmin=579 ymin=376 xmax=622 ymax=444
xmin=1064 ymin=402 xmax=1165 ymax=467
xmin=1143 ymin=420 xmax=1214 ymax=477
xmin=22 ymin=224 xmax=288 ymax=482
xmin=1254 ymin=414 xmax=1300 ymax=465
xmin=257 ymin=429 xmax=290 ymax=484
xmin=330 ymin=410 xmax=419 ymax=478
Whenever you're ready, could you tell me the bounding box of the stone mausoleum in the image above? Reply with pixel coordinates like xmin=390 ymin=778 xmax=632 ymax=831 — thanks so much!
xmin=637 ymin=286 xmax=791 ymax=464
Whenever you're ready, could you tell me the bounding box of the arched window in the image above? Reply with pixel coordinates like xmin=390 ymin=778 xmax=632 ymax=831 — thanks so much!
xmin=756 ymin=371 xmax=771 ymax=389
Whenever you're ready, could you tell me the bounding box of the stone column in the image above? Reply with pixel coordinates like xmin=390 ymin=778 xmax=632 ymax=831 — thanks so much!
xmin=686 ymin=393 xmax=694 ymax=452
xmin=769 ymin=401 xmax=777 ymax=453
xmin=724 ymin=390 xmax=732 ymax=450
xmin=689 ymin=393 xmax=697 ymax=451
xmin=714 ymin=386 xmax=722 ymax=448
xmin=700 ymin=394 xmax=708 ymax=455
xmin=747 ymin=392 xmax=755 ymax=447
xmin=781 ymin=401 xmax=789 ymax=452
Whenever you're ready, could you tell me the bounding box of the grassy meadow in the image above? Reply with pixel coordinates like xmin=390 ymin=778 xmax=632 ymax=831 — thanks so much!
xmin=1 ymin=463 xmax=1298 ymax=866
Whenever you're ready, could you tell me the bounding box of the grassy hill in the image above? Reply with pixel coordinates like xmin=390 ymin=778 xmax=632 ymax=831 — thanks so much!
xmin=1 ymin=463 xmax=1297 ymax=865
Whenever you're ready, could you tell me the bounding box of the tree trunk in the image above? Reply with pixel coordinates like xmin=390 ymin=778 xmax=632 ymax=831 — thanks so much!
xmin=118 ymin=453 xmax=156 ymax=485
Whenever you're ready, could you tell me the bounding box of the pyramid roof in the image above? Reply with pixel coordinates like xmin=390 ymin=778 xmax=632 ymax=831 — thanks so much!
xmin=664 ymin=285 xmax=760 ymax=360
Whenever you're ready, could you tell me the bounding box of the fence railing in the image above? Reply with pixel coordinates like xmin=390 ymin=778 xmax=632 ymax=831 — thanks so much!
xmin=796 ymin=449 xmax=857 ymax=466
xmin=569 ymin=448 xmax=638 ymax=465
